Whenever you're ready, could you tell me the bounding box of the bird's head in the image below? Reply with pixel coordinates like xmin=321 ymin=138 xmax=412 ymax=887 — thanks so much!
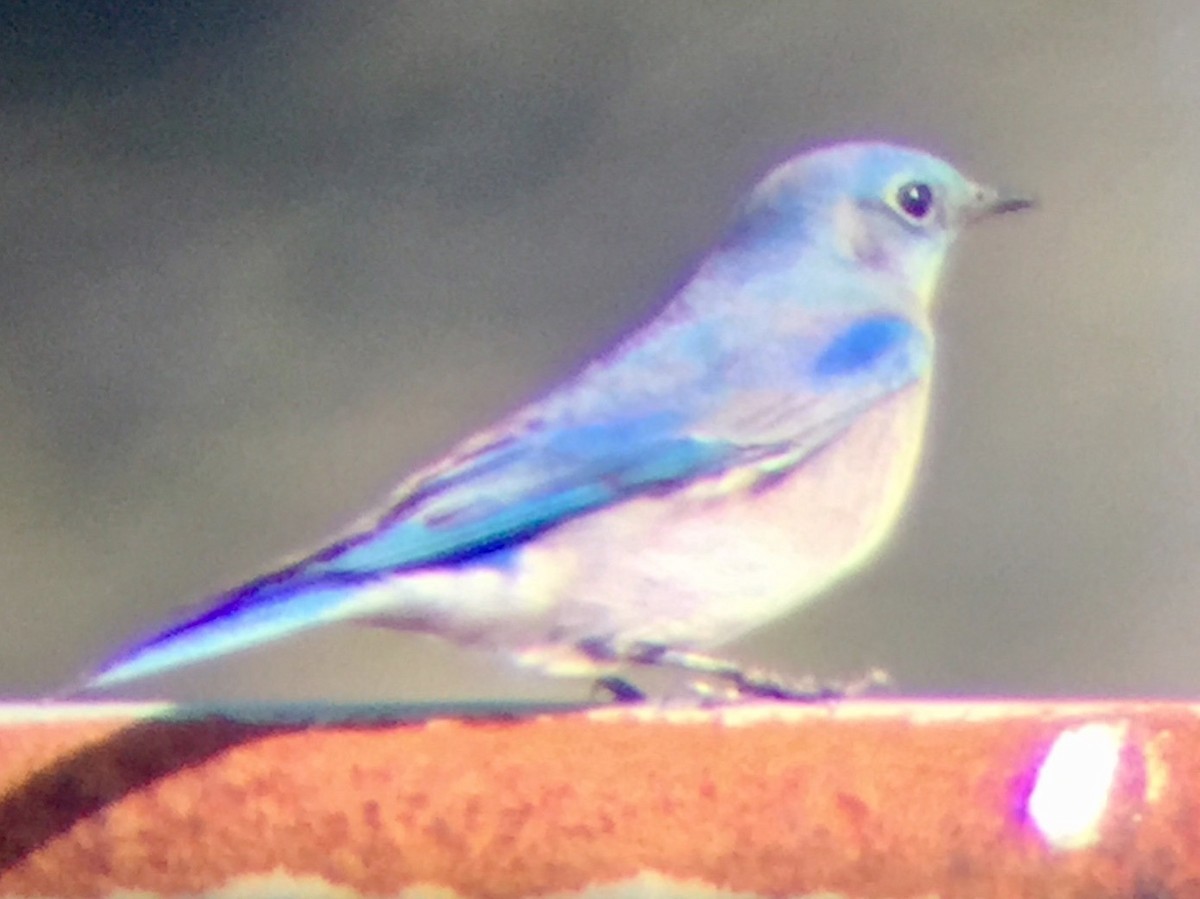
xmin=726 ymin=141 xmax=1032 ymax=307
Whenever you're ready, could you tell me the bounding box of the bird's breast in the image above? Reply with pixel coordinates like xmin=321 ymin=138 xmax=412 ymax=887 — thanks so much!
xmin=526 ymin=378 xmax=934 ymax=647
xmin=732 ymin=378 xmax=932 ymax=576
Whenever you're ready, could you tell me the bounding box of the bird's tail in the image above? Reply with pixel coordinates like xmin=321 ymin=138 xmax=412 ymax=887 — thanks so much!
xmin=71 ymin=570 xmax=370 ymax=693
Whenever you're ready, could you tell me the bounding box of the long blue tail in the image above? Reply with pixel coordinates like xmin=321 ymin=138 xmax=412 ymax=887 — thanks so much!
xmin=78 ymin=570 xmax=374 ymax=691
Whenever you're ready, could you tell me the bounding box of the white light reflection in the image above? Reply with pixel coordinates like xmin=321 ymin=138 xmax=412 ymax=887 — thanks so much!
xmin=1027 ymin=721 xmax=1126 ymax=850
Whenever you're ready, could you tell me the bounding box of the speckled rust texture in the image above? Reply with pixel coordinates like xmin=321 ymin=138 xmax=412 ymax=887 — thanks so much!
xmin=1 ymin=702 xmax=1199 ymax=898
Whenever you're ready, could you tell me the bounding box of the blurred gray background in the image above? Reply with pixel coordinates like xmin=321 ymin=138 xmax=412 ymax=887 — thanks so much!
xmin=2 ymin=2 xmax=1198 ymax=702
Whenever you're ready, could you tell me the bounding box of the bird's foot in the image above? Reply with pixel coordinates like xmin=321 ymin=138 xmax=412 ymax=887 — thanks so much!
xmin=577 ymin=638 xmax=891 ymax=705
xmin=708 ymin=664 xmax=892 ymax=702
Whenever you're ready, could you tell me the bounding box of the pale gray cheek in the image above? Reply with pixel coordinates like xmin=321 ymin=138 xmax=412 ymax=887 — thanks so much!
xmin=855 ymin=235 xmax=891 ymax=271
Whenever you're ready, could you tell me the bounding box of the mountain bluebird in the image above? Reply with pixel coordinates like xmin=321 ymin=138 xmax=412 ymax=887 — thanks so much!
xmin=79 ymin=141 xmax=1030 ymax=698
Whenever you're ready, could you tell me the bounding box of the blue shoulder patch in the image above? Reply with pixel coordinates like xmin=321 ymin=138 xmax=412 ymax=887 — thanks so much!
xmin=813 ymin=314 xmax=922 ymax=380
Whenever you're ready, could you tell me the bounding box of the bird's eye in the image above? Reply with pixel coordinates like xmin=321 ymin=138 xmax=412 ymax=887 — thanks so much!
xmin=895 ymin=181 xmax=934 ymax=221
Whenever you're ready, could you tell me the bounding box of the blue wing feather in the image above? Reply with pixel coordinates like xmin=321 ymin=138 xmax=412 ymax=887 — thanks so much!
xmin=310 ymin=419 xmax=737 ymax=574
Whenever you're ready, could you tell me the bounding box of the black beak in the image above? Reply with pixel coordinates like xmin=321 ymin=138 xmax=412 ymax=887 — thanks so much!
xmin=969 ymin=184 xmax=1037 ymax=221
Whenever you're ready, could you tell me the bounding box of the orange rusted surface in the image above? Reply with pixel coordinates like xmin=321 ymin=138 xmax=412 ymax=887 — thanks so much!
xmin=0 ymin=700 xmax=1198 ymax=897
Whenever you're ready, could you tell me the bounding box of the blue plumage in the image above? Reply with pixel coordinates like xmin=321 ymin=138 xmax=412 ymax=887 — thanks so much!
xmin=78 ymin=141 xmax=1029 ymax=694
xmin=813 ymin=315 xmax=922 ymax=381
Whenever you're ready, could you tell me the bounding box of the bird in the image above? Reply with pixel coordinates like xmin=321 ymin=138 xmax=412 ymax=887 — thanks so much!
xmin=76 ymin=141 xmax=1031 ymax=699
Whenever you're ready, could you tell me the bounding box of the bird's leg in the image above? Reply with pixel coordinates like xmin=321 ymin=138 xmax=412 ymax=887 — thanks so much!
xmin=719 ymin=661 xmax=890 ymax=701
xmin=577 ymin=638 xmax=650 ymax=703
xmin=642 ymin=648 xmax=833 ymax=700
xmin=665 ymin=650 xmax=890 ymax=701
xmin=608 ymin=641 xmax=889 ymax=701
xmin=590 ymin=676 xmax=647 ymax=703
xmin=577 ymin=638 xmax=888 ymax=702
